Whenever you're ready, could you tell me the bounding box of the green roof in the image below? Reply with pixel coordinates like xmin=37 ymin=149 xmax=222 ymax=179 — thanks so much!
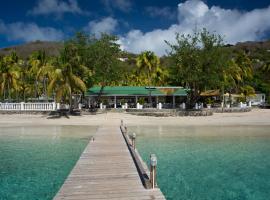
xmin=86 ymin=86 xmax=187 ymax=96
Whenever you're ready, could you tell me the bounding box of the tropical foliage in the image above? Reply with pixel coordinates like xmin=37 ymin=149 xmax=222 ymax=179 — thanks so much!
xmin=166 ymin=29 xmax=231 ymax=108
xmin=134 ymin=51 xmax=167 ymax=86
xmin=0 ymin=29 xmax=269 ymax=108
xmin=47 ymin=48 xmax=86 ymax=110
xmin=0 ymin=52 xmax=21 ymax=101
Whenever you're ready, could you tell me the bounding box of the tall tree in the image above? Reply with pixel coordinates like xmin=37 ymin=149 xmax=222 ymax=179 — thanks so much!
xmin=136 ymin=51 xmax=165 ymax=86
xmin=34 ymin=51 xmax=54 ymax=100
xmin=62 ymin=32 xmax=92 ymax=87
xmin=221 ymin=59 xmax=242 ymax=105
xmin=234 ymin=51 xmax=253 ymax=87
xmin=87 ymin=33 xmax=123 ymax=101
xmin=259 ymin=57 xmax=270 ymax=103
xmin=234 ymin=51 xmax=255 ymax=101
xmin=134 ymin=51 xmax=168 ymax=105
xmin=18 ymin=61 xmax=33 ymax=102
xmin=0 ymin=52 xmax=21 ymax=101
xmin=166 ymin=29 xmax=230 ymax=108
xmin=28 ymin=51 xmax=44 ymax=99
xmin=48 ymin=48 xmax=86 ymax=111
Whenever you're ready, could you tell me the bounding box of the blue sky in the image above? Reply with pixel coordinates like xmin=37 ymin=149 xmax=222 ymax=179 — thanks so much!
xmin=0 ymin=0 xmax=270 ymax=55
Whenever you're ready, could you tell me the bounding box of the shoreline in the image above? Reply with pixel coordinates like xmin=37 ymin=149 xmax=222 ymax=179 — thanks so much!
xmin=0 ymin=109 xmax=269 ymax=128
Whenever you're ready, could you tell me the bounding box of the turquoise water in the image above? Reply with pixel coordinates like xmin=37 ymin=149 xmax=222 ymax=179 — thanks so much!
xmin=0 ymin=126 xmax=96 ymax=200
xmin=130 ymin=126 xmax=270 ymax=200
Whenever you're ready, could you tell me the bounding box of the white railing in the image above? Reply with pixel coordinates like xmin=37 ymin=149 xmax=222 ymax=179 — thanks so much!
xmin=0 ymin=102 xmax=58 ymax=111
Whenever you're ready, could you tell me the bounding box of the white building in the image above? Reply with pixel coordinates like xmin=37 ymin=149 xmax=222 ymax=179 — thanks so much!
xmin=247 ymin=93 xmax=266 ymax=106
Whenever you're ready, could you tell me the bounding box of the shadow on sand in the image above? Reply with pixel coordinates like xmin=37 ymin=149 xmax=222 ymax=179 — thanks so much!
xmin=47 ymin=109 xmax=82 ymax=119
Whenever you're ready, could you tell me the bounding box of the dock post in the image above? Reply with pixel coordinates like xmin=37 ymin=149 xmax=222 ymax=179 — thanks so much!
xmin=20 ymin=102 xmax=24 ymax=111
xmin=121 ymin=119 xmax=123 ymax=126
xmin=131 ymin=133 xmax=136 ymax=150
xmin=150 ymin=154 xmax=157 ymax=189
xmin=114 ymin=96 xmax=117 ymax=109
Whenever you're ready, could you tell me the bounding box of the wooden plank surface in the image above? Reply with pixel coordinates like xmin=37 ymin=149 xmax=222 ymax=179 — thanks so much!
xmin=54 ymin=125 xmax=166 ymax=200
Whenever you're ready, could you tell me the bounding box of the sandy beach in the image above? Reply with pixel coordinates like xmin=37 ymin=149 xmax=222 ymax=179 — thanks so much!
xmin=0 ymin=108 xmax=269 ymax=128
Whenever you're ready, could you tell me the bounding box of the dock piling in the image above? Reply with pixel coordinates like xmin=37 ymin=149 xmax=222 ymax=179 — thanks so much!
xmin=150 ymin=154 xmax=157 ymax=189
xmin=131 ymin=132 xmax=136 ymax=150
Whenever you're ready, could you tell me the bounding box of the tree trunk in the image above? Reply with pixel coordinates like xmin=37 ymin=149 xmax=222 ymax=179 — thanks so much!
xmin=8 ymin=80 xmax=11 ymax=102
xmin=43 ymin=78 xmax=45 ymax=99
xmin=229 ymin=90 xmax=232 ymax=107
xmin=69 ymin=94 xmax=72 ymax=113
xmin=148 ymin=90 xmax=152 ymax=107
xmin=35 ymin=80 xmax=38 ymax=100
xmin=221 ymin=85 xmax=225 ymax=112
xmin=3 ymin=88 xmax=6 ymax=101
xmin=187 ymin=89 xmax=200 ymax=109
xmin=97 ymin=85 xmax=105 ymax=105
xmin=23 ymin=88 xmax=26 ymax=102
xmin=147 ymin=73 xmax=153 ymax=107
xmin=43 ymin=77 xmax=48 ymax=102
xmin=16 ymin=90 xmax=18 ymax=102
xmin=69 ymin=86 xmax=73 ymax=113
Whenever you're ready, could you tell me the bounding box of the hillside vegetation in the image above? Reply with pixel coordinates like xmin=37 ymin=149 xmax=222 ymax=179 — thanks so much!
xmin=0 ymin=41 xmax=63 ymax=59
xmin=1 ymin=40 xmax=270 ymax=59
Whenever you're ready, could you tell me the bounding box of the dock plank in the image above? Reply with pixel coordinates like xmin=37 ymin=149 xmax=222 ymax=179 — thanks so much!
xmin=54 ymin=125 xmax=166 ymax=200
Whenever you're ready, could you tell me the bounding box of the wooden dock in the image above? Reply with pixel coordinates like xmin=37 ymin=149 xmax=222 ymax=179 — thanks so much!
xmin=54 ymin=125 xmax=166 ymax=200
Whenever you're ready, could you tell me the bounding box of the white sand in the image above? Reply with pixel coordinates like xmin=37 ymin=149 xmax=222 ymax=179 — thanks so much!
xmin=0 ymin=109 xmax=269 ymax=128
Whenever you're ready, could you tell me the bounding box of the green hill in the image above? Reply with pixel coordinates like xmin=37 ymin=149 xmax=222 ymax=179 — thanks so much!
xmin=0 ymin=41 xmax=63 ymax=59
xmin=1 ymin=40 xmax=270 ymax=60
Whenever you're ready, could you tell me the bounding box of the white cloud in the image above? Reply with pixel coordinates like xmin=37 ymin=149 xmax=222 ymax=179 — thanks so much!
xmin=178 ymin=0 xmax=208 ymax=22
xmin=0 ymin=20 xmax=64 ymax=42
xmin=84 ymin=17 xmax=118 ymax=36
xmin=101 ymin=0 xmax=132 ymax=12
xmin=120 ymin=0 xmax=270 ymax=56
xmin=29 ymin=0 xmax=87 ymax=16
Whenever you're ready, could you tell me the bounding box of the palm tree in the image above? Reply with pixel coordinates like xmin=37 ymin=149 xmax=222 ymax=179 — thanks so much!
xmin=222 ymin=51 xmax=254 ymax=105
xmin=0 ymin=52 xmax=21 ymax=101
xmin=222 ymin=59 xmax=242 ymax=106
xmin=136 ymin=51 xmax=161 ymax=86
xmin=262 ymin=59 xmax=270 ymax=73
xmin=18 ymin=60 xmax=34 ymax=102
xmin=28 ymin=51 xmax=54 ymax=100
xmin=136 ymin=51 xmax=157 ymax=106
xmin=136 ymin=51 xmax=167 ymax=106
xmin=48 ymin=53 xmax=86 ymax=112
xmin=234 ymin=52 xmax=255 ymax=103
xmin=260 ymin=60 xmax=270 ymax=102
xmin=234 ymin=52 xmax=253 ymax=88
xmin=28 ymin=52 xmax=41 ymax=99
xmin=240 ymin=85 xmax=256 ymax=102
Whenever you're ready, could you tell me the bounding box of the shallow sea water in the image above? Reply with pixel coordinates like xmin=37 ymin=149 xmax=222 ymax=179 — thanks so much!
xmin=0 ymin=126 xmax=97 ymax=200
xmin=129 ymin=125 xmax=270 ymax=200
